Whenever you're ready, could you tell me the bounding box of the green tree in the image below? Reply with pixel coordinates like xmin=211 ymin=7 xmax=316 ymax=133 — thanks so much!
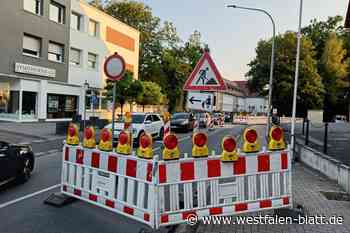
xmin=136 ymin=81 xmax=163 ymax=112
xmin=247 ymin=32 xmax=324 ymax=116
xmin=105 ymin=72 xmax=143 ymax=114
xmin=320 ymin=32 xmax=349 ymax=120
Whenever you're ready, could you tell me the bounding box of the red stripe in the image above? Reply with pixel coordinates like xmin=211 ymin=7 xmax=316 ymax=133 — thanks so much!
xmin=146 ymin=163 xmax=153 ymax=182
xmin=283 ymin=197 xmax=289 ymax=205
xmin=209 ymin=207 xmax=223 ymax=215
xmin=281 ymin=152 xmax=288 ymax=170
xmin=208 ymin=160 xmax=221 ymax=177
xmin=106 ymin=200 xmax=115 ymax=208
xmin=159 ymin=164 xmax=166 ymax=183
xmin=76 ymin=149 xmax=84 ymax=164
xmin=160 ymin=214 xmax=169 ymax=223
xmin=260 ymin=200 xmax=272 ymax=208
xmin=123 ymin=206 xmax=134 ymax=215
xmin=233 ymin=157 xmax=246 ymax=174
xmin=126 ymin=159 xmax=137 ymax=177
xmin=62 ymin=185 xmax=67 ymax=192
xmin=64 ymin=147 xmax=69 ymax=161
xmin=144 ymin=213 xmax=150 ymax=222
xmin=182 ymin=211 xmax=196 ymax=220
xmin=89 ymin=194 xmax=97 ymax=202
xmin=258 ymin=154 xmax=270 ymax=172
xmin=91 ymin=152 xmax=100 ymax=168
xmin=181 ymin=162 xmax=195 ymax=181
xmin=74 ymin=189 xmax=81 ymax=196
xmin=235 ymin=203 xmax=248 ymax=212
xmin=108 ymin=155 xmax=118 ymax=172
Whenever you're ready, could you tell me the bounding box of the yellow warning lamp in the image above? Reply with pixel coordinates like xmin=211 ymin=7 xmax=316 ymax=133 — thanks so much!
xmin=83 ymin=126 xmax=96 ymax=148
xmin=137 ymin=133 xmax=153 ymax=159
xmin=124 ymin=112 xmax=132 ymax=129
xmin=98 ymin=128 xmax=113 ymax=152
xmin=162 ymin=134 xmax=180 ymax=160
xmin=66 ymin=123 xmax=79 ymax=145
xmin=242 ymin=128 xmax=260 ymax=153
xmin=220 ymin=136 xmax=238 ymax=162
xmin=116 ymin=130 xmax=132 ymax=155
xmin=192 ymin=132 xmax=209 ymax=158
xmin=163 ymin=112 xmax=171 ymax=123
xmin=268 ymin=126 xmax=286 ymax=151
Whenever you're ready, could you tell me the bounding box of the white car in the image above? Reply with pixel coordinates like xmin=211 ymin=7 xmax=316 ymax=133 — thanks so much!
xmin=105 ymin=113 xmax=164 ymax=143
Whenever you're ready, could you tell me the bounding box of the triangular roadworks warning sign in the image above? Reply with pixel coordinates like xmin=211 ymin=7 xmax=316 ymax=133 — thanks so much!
xmin=183 ymin=52 xmax=226 ymax=91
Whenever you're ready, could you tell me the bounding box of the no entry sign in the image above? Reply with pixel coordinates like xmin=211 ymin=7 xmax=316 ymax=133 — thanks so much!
xmin=104 ymin=53 xmax=126 ymax=81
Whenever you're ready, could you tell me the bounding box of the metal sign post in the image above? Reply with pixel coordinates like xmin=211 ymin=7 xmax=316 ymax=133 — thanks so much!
xmin=104 ymin=52 xmax=126 ymax=145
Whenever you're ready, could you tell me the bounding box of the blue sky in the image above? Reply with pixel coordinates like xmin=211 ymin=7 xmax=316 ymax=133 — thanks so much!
xmin=136 ymin=0 xmax=349 ymax=80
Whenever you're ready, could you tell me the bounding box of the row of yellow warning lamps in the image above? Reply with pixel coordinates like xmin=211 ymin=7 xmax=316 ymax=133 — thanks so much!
xmin=66 ymin=123 xmax=286 ymax=162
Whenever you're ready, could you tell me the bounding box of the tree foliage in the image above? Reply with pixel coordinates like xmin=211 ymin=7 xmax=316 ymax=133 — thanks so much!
xmin=247 ymin=32 xmax=324 ymax=116
xmin=136 ymin=81 xmax=163 ymax=111
xmin=105 ymin=72 xmax=143 ymax=114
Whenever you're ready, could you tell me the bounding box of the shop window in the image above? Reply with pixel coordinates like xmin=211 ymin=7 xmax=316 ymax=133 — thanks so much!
xmin=0 ymin=82 xmax=20 ymax=119
xmin=48 ymin=42 xmax=64 ymax=63
xmin=22 ymin=91 xmax=37 ymax=119
xmin=47 ymin=94 xmax=77 ymax=119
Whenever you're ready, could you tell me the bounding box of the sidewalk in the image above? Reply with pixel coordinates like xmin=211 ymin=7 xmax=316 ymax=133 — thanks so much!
xmin=186 ymin=163 xmax=350 ymax=233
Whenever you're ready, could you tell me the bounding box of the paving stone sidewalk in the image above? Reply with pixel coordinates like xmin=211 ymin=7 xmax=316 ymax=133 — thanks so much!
xmin=185 ymin=163 xmax=350 ymax=233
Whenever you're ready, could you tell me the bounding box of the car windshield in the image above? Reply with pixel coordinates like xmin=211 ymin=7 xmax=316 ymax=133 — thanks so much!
xmin=115 ymin=114 xmax=145 ymax=124
xmin=172 ymin=113 xmax=188 ymax=119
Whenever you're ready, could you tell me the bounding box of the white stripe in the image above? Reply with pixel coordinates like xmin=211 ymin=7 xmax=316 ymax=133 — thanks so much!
xmin=0 ymin=184 xmax=60 ymax=209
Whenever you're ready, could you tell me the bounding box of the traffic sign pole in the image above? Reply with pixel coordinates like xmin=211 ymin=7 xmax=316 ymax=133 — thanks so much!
xmin=111 ymin=82 xmax=116 ymax=145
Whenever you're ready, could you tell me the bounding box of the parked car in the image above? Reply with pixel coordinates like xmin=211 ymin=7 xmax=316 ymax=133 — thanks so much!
xmin=170 ymin=112 xmax=195 ymax=132
xmin=0 ymin=141 xmax=35 ymax=186
xmin=105 ymin=113 xmax=164 ymax=144
xmin=335 ymin=115 xmax=347 ymax=123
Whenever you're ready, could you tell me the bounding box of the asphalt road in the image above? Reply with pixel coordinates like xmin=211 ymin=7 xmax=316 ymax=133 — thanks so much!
xmin=0 ymin=125 xmax=245 ymax=233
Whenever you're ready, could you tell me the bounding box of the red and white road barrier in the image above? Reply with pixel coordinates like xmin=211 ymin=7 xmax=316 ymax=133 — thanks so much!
xmin=233 ymin=115 xmax=248 ymax=125
xmin=61 ymin=146 xmax=291 ymax=229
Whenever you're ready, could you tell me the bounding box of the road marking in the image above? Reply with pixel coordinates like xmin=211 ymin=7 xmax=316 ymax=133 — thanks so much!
xmin=0 ymin=184 xmax=61 ymax=209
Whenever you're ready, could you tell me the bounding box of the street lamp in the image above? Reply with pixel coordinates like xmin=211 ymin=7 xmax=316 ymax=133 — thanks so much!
xmin=83 ymin=80 xmax=90 ymax=131
xmin=291 ymin=0 xmax=304 ymax=155
xmin=227 ymin=4 xmax=276 ymax=137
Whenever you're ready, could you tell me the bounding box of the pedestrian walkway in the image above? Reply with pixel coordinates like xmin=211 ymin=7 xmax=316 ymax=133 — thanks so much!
xmin=186 ymin=163 xmax=350 ymax=233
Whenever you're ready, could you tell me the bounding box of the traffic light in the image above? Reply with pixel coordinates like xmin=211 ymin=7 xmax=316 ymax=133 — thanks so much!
xmin=83 ymin=126 xmax=96 ymax=148
xmin=163 ymin=134 xmax=180 ymax=160
xmin=98 ymin=128 xmax=113 ymax=152
xmin=137 ymin=133 xmax=153 ymax=159
xmin=116 ymin=130 xmax=132 ymax=155
xmin=220 ymin=136 xmax=238 ymax=162
xmin=242 ymin=128 xmax=260 ymax=153
xmin=66 ymin=123 xmax=79 ymax=145
xmin=192 ymin=132 xmax=209 ymax=157
xmin=268 ymin=125 xmax=286 ymax=151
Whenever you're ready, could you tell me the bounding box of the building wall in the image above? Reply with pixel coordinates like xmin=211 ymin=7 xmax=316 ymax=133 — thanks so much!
xmin=245 ymin=97 xmax=267 ymax=114
xmin=0 ymin=0 xmax=71 ymax=83
xmin=69 ymin=0 xmax=140 ymax=89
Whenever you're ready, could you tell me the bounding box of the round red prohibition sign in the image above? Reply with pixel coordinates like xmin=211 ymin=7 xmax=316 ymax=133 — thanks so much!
xmin=104 ymin=53 xmax=126 ymax=81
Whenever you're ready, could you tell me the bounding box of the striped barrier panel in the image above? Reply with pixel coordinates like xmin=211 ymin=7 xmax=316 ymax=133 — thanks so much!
xmin=61 ymin=146 xmax=291 ymax=229
xmin=233 ymin=116 xmax=248 ymax=125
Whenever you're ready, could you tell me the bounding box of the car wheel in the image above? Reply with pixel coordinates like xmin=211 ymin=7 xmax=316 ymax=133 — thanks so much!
xmin=18 ymin=158 xmax=32 ymax=183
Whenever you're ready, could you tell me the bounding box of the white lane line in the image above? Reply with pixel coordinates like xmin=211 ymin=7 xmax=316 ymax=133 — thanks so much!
xmin=0 ymin=184 xmax=61 ymax=209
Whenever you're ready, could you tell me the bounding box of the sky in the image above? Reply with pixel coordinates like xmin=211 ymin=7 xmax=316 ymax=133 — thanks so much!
xmin=134 ymin=0 xmax=349 ymax=80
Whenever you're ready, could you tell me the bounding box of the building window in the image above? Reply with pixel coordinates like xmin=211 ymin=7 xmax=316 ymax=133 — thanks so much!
xmin=23 ymin=0 xmax=42 ymax=15
xmin=49 ymin=1 xmax=65 ymax=24
xmin=48 ymin=42 xmax=64 ymax=63
xmin=88 ymin=19 xmax=98 ymax=37
xmin=47 ymin=94 xmax=77 ymax=119
xmin=70 ymin=48 xmax=81 ymax=66
xmin=71 ymin=12 xmax=82 ymax=30
xmin=23 ymin=34 xmax=41 ymax=57
xmin=88 ymin=53 xmax=97 ymax=69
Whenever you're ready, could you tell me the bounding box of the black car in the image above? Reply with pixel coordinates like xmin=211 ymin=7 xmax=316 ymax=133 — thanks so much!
xmin=170 ymin=112 xmax=195 ymax=132
xmin=0 ymin=141 xmax=35 ymax=186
